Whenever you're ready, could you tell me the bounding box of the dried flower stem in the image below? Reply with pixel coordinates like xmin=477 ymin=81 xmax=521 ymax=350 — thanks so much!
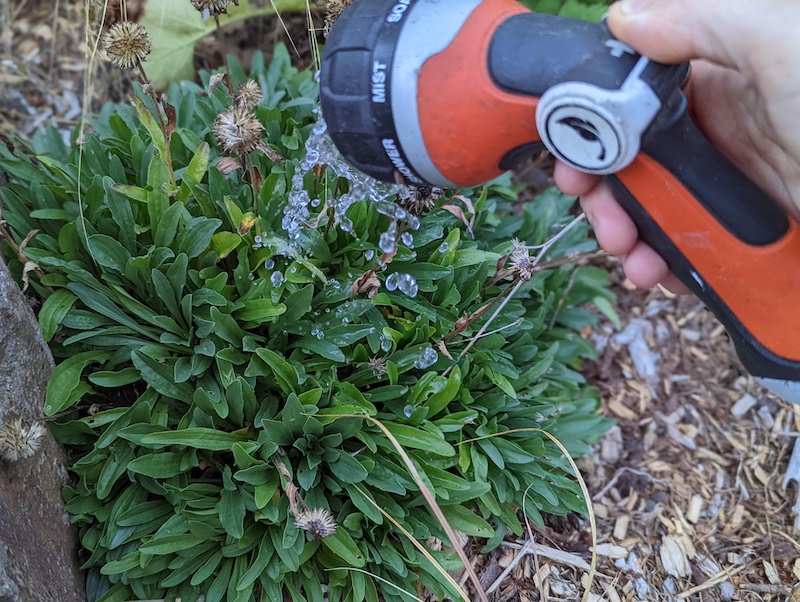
xmin=215 ymin=15 xmax=235 ymax=95
xmin=455 ymin=214 xmax=587 ymax=362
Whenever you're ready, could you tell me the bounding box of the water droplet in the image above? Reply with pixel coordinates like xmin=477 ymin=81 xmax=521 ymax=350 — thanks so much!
xmin=386 ymin=273 xmax=400 ymax=292
xmin=325 ymin=308 xmax=331 ymax=313
xmin=312 ymin=325 xmax=325 ymax=340
xmin=264 ymin=258 xmax=275 ymax=270
xmin=414 ymin=347 xmax=439 ymax=370
xmin=397 ymin=274 xmax=419 ymax=298
xmin=255 ymin=235 xmax=263 ymax=244
xmin=270 ymin=271 xmax=285 ymax=287
xmin=365 ymin=250 xmax=375 ymax=261
xmin=380 ymin=336 xmax=392 ymax=352
xmin=248 ymin=273 xmax=255 ymax=280
xmin=311 ymin=198 xmax=321 ymax=208
xmin=401 ymin=232 xmax=414 ymax=247
xmin=342 ymin=317 xmax=350 ymax=326
xmin=403 ymin=405 xmax=415 ymax=418
xmin=438 ymin=242 xmax=449 ymax=253
xmin=379 ymin=231 xmax=396 ymax=254
xmin=332 ymin=280 xmax=341 ymax=290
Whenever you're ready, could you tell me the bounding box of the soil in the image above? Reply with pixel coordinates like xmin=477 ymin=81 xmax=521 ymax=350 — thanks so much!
xmin=2 ymin=1 xmax=798 ymax=601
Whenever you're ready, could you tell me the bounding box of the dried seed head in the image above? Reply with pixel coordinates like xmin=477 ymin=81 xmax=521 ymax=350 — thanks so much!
xmin=0 ymin=418 xmax=47 ymax=462
xmin=214 ymin=107 xmax=264 ymax=155
xmin=397 ymin=185 xmax=441 ymax=216
xmin=103 ymin=21 xmax=152 ymax=70
xmin=367 ymin=356 xmax=387 ymax=377
xmin=324 ymin=0 xmax=354 ymax=36
xmin=508 ymin=238 xmax=535 ymax=281
xmin=295 ymin=507 xmax=338 ymax=539
xmin=235 ymin=80 xmax=263 ymax=110
xmin=191 ymin=0 xmax=232 ymax=15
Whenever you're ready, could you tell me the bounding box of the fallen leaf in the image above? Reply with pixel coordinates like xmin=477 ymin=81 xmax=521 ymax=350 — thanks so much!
xmin=436 ymin=340 xmax=453 ymax=361
xmin=352 ymin=271 xmax=381 ymax=299
xmin=216 ymin=157 xmax=241 ymax=174
xmin=163 ymin=100 xmax=177 ymax=141
xmin=208 ymin=73 xmax=227 ymax=96
xmin=256 ymin=141 xmax=285 ymax=164
xmin=764 ymin=560 xmax=781 ymax=585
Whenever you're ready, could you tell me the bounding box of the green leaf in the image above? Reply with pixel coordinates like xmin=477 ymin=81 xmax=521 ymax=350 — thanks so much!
xmin=423 ymin=365 xmax=462 ymax=418
xmin=88 ymin=234 xmax=131 ymax=274
xmin=139 ymin=533 xmax=208 ymax=555
xmin=113 ymin=184 xmax=149 ymax=202
xmin=177 ymin=217 xmax=221 ymax=259
xmin=322 ymin=529 xmax=366 ymax=568
xmin=88 ymin=367 xmax=142 ymax=388
xmin=131 ymin=350 xmax=194 ymax=401
xmin=128 ymin=452 xmax=185 ymax=478
xmin=279 ymin=284 xmax=313 ymax=324
xmin=217 ymin=488 xmax=246 ymax=539
xmin=100 ymin=552 xmax=141 ymax=575
xmin=250 ymin=348 xmax=300 ymax=394
xmin=133 ymin=97 xmax=166 ymax=157
xmin=593 ymin=295 xmax=621 ymax=330
xmin=441 ymin=505 xmax=495 ymax=538
xmin=383 ymin=423 xmax=455 ymax=457
xmin=211 ymin=231 xmax=242 ymax=259
xmin=68 ymin=283 xmax=159 ymax=340
xmin=234 ymin=298 xmax=286 ymax=323
xmin=44 ymin=351 xmax=110 ymax=415
xmin=141 ymin=428 xmax=250 ymax=451
xmin=329 ymin=452 xmax=368 ymax=484
xmin=294 ymin=338 xmax=346 ymax=363
xmin=38 ymin=289 xmax=77 ymax=342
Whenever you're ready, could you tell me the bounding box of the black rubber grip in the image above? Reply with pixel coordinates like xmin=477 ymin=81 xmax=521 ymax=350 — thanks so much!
xmin=489 ymin=14 xmax=637 ymax=96
xmin=643 ymin=93 xmax=789 ymax=246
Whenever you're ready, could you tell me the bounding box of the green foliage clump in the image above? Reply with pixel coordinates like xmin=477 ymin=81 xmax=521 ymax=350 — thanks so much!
xmin=521 ymin=0 xmax=610 ymax=21
xmin=1 ymin=48 xmax=613 ymax=601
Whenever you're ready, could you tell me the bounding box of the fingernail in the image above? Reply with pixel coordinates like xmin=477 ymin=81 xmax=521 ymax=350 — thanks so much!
xmin=616 ymin=0 xmax=654 ymax=15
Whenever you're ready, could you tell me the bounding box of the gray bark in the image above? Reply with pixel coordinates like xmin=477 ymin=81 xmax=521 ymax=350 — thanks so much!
xmin=0 ymin=258 xmax=84 ymax=602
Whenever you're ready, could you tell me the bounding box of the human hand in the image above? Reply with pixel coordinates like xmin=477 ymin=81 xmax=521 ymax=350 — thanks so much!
xmin=554 ymin=0 xmax=800 ymax=292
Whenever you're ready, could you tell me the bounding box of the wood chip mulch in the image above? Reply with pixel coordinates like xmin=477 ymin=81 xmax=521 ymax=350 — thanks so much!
xmin=479 ymin=262 xmax=800 ymax=602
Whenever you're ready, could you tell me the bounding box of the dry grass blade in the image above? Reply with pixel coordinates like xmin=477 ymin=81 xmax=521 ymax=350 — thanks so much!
xmin=268 ymin=0 xmax=301 ymax=58
xmin=461 ymin=428 xmax=598 ymax=602
xmin=316 ymin=413 xmax=488 ymax=602
xmin=325 ymin=567 xmax=424 ymax=601
xmin=353 ymin=484 xmax=470 ymax=602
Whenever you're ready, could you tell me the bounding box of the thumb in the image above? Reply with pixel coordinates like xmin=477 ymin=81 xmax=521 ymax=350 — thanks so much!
xmin=607 ymin=0 xmax=795 ymax=71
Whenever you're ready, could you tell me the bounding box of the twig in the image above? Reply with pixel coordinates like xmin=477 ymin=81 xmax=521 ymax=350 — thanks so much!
xmin=592 ymin=467 xmax=667 ymax=501
xmin=457 ymin=214 xmax=588 ymax=361
xmin=457 ymin=279 xmax=523 ymax=360
xmin=675 ymin=564 xmax=747 ymax=599
xmin=214 ymin=15 xmax=235 ymax=94
xmin=500 ymin=540 xmax=592 ymax=571
xmin=486 ymin=540 xmax=534 ymax=595
xmin=48 ymin=0 xmax=60 ymax=81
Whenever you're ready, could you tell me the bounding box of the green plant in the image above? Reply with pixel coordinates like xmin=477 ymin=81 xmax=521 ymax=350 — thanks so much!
xmin=520 ymin=0 xmax=609 ymax=21
xmin=1 ymin=43 xmax=614 ymax=602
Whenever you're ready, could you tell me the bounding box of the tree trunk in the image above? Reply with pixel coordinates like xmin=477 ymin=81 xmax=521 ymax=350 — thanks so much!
xmin=0 ymin=258 xmax=84 ymax=602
